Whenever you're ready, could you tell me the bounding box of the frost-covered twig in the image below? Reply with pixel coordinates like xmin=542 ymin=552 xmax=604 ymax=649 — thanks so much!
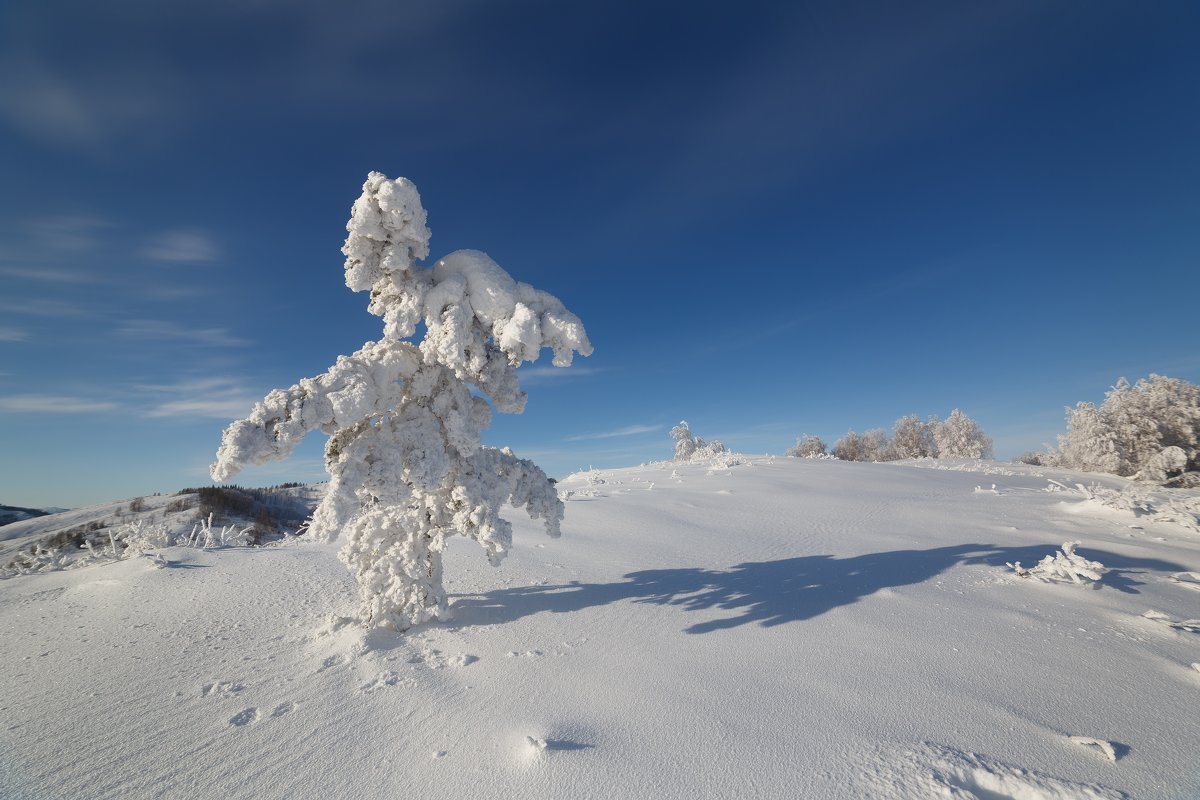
xmin=1007 ymin=542 xmax=1106 ymax=585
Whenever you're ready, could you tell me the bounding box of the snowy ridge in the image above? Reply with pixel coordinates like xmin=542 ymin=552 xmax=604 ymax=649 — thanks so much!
xmin=2 ymin=458 xmax=1199 ymax=799
xmin=0 ymin=485 xmax=322 ymax=576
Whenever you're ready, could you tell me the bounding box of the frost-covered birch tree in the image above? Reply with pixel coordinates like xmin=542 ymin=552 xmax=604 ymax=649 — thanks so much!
xmin=212 ymin=173 xmax=591 ymax=630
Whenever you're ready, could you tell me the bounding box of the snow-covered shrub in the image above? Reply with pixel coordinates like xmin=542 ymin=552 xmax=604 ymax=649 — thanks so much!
xmin=1007 ymin=541 xmax=1105 ymax=585
xmin=670 ymin=420 xmax=726 ymax=461
xmin=787 ymin=434 xmax=827 ymax=458
xmin=187 ymin=513 xmax=253 ymax=549
xmin=832 ymin=430 xmax=865 ymax=462
xmin=892 ymin=415 xmax=938 ymax=459
xmin=1050 ymin=375 xmax=1200 ymax=482
xmin=1137 ymin=446 xmax=1189 ymax=484
xmin=211 ymin=173 xmax=591 ymax=630
xmin=122 ymin=519 xmax=172 ymax=554
xmin=931 ymin=409 xmax=993 ymax=459
xmin=861 ymin=428 xmax=894 ymax=462
xmin=831 ymin=429 xmax=891 ymax=462
xmin=670 ymin=421 xmax=697 ymax=461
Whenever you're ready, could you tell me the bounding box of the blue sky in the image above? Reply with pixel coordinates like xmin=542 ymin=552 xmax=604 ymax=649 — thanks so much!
xmin=2 ymin=1 xmax=1198 ymax=508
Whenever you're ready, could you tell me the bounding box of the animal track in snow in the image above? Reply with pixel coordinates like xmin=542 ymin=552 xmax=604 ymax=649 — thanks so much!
xmin=201 ymin=681 xmax=244 ymax=697
xmin=407 ymin=647 xmax=477 ymax=669
xmin=228 ymin=701 xmax=297 ymax=727
xmin=359 ymin=671 xmax=416 ymax=693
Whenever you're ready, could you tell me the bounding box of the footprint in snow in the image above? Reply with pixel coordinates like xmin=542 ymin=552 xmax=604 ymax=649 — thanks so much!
xmin=525 ymin=736 xmax=593 ymax=754
xmin=229 ymin=708 xmax=260 ymax=727
xmin=271 ymin=701 xmax=296 ymax=718
xmin=316 ymin=653 xmax=349 ymax=673
xmin=201 ymin=681 xmax=244 ymax=698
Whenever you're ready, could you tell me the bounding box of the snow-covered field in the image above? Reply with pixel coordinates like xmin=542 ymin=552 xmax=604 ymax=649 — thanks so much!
xmin=2 ymin=458 xmax=1199 ymax=799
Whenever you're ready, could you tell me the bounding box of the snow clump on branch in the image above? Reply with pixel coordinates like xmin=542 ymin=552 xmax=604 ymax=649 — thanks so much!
xmin=212 ymin=172 xmax=592 ymax=630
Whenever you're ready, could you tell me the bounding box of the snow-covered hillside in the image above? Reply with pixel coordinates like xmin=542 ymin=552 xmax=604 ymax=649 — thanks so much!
xmin=2 ymin=458 xmax=1198 ymax=799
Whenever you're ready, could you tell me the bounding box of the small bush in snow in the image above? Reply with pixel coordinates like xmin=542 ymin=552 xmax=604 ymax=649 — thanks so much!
xmin=1007 ymin=542 xmax=1105 ymax=585
xmin=211 ymin=173 xmax=591 ymax=630
xmin=670 ymin=420 xmax=726 ymax=461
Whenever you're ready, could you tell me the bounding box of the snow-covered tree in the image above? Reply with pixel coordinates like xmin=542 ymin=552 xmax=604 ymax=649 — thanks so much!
xmin=831 ymin=429 xmax=891 ymax=462
xmin=892 ymin=415 xmax=938 ymax=459
xmin=861 ymin=428 xmax=894 ymax=462
xmin=212 ymin=173 xmax=591 ymax=630
xmin=832 ymin=430 xmax=864 ymax=462
xmin=787 ymin=434 xmax=827 ymax=458
xmin=931 ymin=409 xmax=993 ymax=459
xmin=670 ymin=421 xmax=698 ymax=461
xmin=1052 ymin=375 xmax=1200 ymax=481
xmin=670 ymin=421 xmax=726 ymax=461
xmin=1054 ymin=401 xmax=1119 ymax=474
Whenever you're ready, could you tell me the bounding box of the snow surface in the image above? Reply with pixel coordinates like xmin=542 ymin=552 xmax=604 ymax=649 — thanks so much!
xmin=3 ymin=458 xmax=1199 ymax=799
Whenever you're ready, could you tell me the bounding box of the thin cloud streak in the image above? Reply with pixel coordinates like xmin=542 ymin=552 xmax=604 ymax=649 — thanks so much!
xmin=566 ymin=424 xmax=662 ymax=442
xmin=137 ymin=376 xmax=262 ymax=419
xmin=0 ymin=265 xmax=102 ymax=283
xmin=141 ymin=231 xmax=220 ymax=263
xmin=0 ymin=299 xmax=91 ymax=318
xmin=146 ymin=398 xmax=257 ymax=419
xmin=0 ymin=394 xmax=116 ymax=413
xmin=0 ymin=326 xmax=29 ymax=342
xmin=519 ymin=365 xmax=604 ymax=384
xmin=117 ymin=320 xmax=247 ymax=347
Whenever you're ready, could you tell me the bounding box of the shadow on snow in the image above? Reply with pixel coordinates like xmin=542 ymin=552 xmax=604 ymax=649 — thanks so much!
xmin=449 ymin=543 xmax=1183 ymax=634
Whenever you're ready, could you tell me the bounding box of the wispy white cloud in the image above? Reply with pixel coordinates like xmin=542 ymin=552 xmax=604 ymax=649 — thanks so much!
xmin=26 ymin=215 xmax=112 ymax=252
xmin=0 ymin=265 xmax=102 ymax=283
xmin=117 ymin=320 xmax=246 ymax=347
xmin=0 ymin=327 xmax=29 ymax=342
xmin=0 ymin=394 xmax=117 ymax=413
xmin=147 ymin=398 xmax=257 ymax=419
xmin=566 ymin=424 xmax=662 ymax=441
xmin=138 ymin=376 xmax=261 ymax=419
xmin=0 ymin=54 xmax=178 ymax=151
xmin=519 ymin=365 xmax=603 ymax=384
xmin=141 ymin=231 xmax=220 ymax=263
xmin=0 ymin=299 xmax=91 ymax=318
